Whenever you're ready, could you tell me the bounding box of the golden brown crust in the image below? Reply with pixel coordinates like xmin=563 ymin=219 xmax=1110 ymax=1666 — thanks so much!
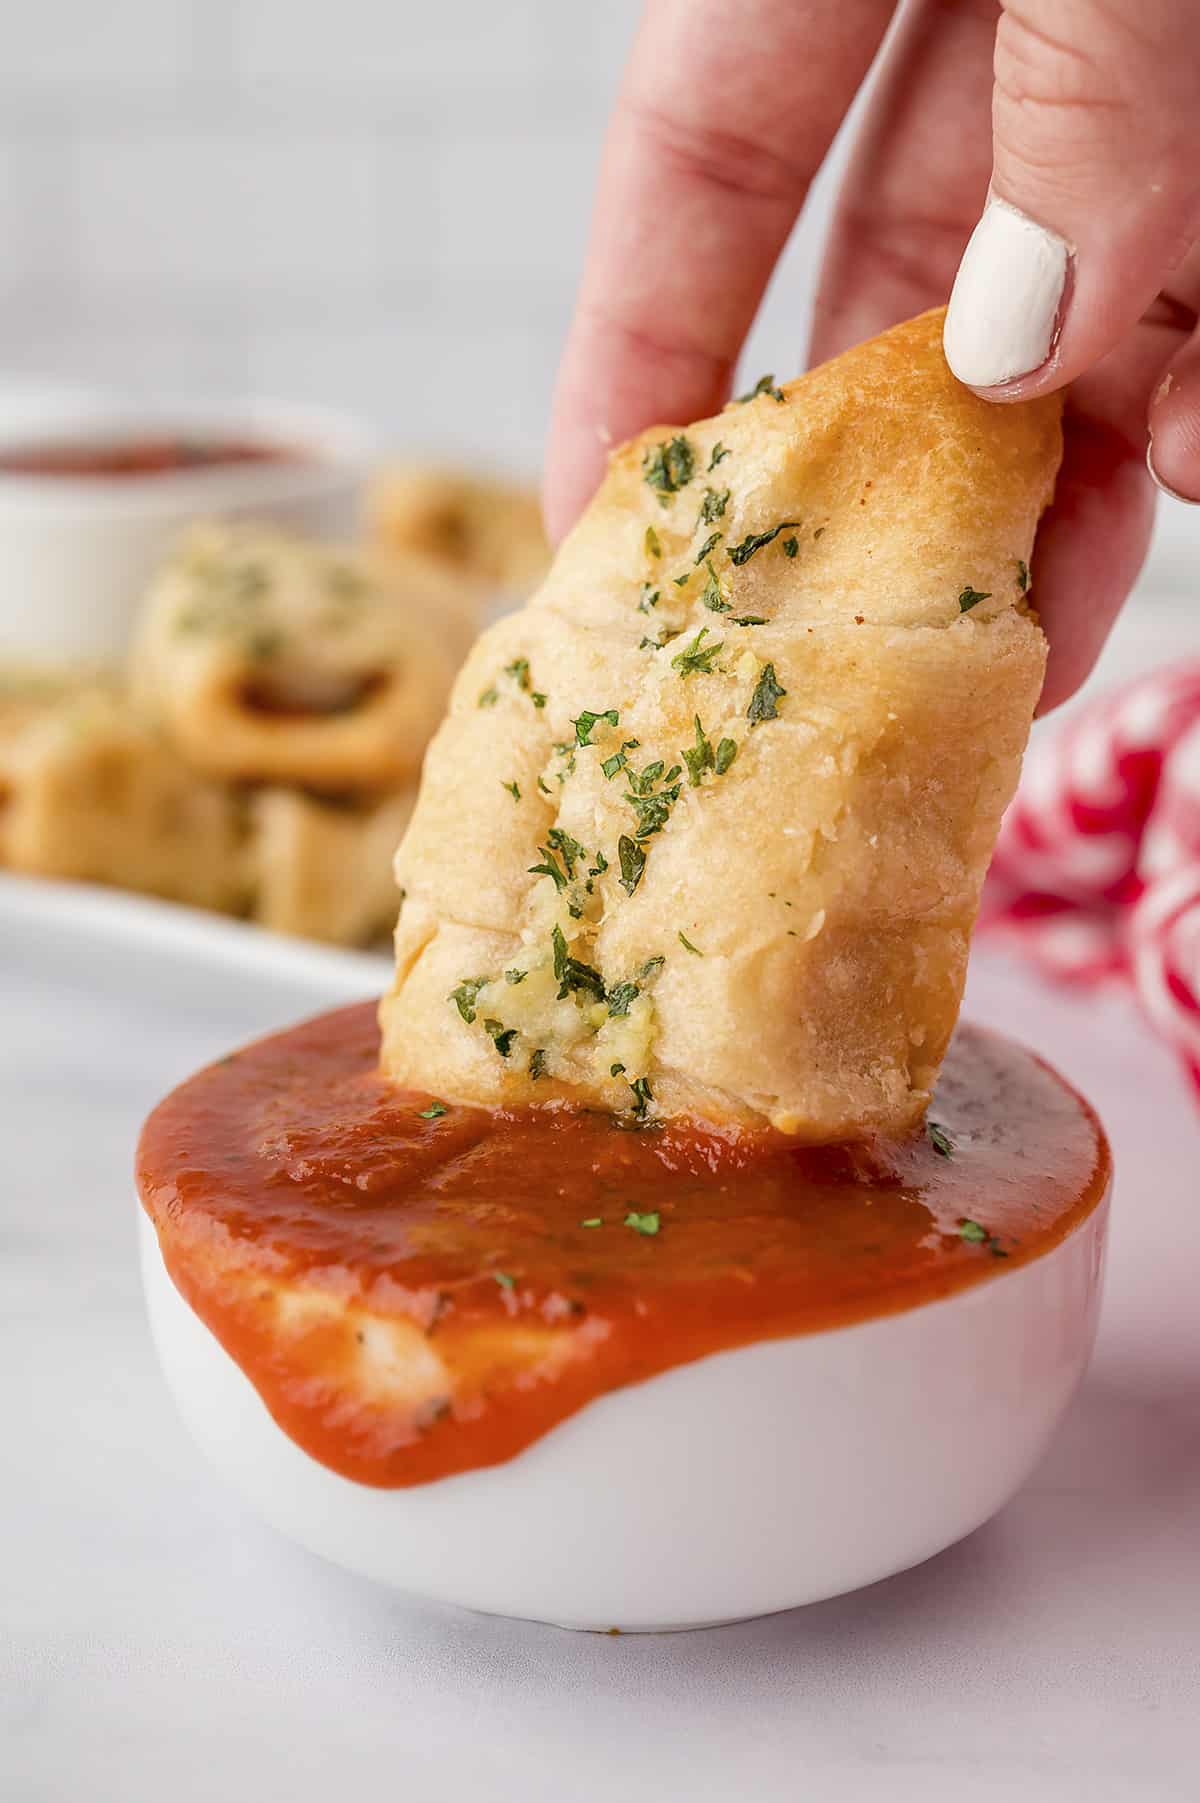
xmin=380 ymin=309 xmax=1061 ymax=1138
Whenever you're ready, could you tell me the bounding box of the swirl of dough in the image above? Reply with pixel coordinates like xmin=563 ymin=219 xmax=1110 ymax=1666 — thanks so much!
xmin=130 ymin=523 xmax=470 ymax=792
xmin=379 ymin=310 xmax=1062 ymax=1141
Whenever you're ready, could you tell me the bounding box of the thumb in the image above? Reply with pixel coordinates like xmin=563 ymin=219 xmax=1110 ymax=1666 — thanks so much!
xmin=943 ymin=0 xmax=1200 ymax=395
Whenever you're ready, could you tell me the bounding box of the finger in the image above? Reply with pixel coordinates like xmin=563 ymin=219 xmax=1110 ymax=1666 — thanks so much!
xmin=943 ymin=0 xmax=1200 ymax=395
xmin=1146 ymin=243 xmax=1200 ymax=503
xmin=811 ymin=0 xmax=998 ymax=365
xmin=543 ymin=0 xmax=896 ymax=543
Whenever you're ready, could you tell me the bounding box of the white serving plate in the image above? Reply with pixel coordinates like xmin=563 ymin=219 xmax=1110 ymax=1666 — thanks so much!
xmin=140 ymin=1181 xmax=1108 ymax=1633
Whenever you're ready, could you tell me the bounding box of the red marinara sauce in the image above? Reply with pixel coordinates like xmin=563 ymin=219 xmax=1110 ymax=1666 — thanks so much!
xmin=0 ymin=437 xmax=302 ymax=479
xmin=136 ymin=1003 xmax=1109 ymax=1489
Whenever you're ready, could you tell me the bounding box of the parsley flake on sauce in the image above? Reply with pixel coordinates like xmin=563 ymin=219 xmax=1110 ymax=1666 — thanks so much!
xmin=493 ymin=1271 xmax=516 ymax=1290
xmin=625 ymin=1209 xmax=661 ymax=1236
xmin=581 ymin=1218 xmax=603 ymax=1229
xmin=958 ymin=586 xmax=991 ymax=613
xmin=418 ymin=1102 xmax=448 ymax=1119
xmin=671 ymin=626 xmax=723 ymax=678
xmin=729 ymin=522 xmax=800 ymax=566
xmin=928 ymin=1121 xmax=954 ymax=1158
xmin=747 ymin=663 xmax=787 ymax=725
xmin=643 ymin=435 xmax=695 ymax=498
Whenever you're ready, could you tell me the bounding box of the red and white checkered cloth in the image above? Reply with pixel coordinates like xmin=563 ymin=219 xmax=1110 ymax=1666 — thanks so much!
xmin=981 ymin=663 xmax=1200 ymax=1101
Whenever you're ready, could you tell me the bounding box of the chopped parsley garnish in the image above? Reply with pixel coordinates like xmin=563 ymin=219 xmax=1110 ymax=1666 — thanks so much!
xmin=418 ymin=1102 xmax=448 ymax=1119
xmin=715 ymin=736 xmax=737 ymax=774
xmin=625 ymin=1208 xmax=660 ymax=1235
xmin=493 ymin=1271 xmax=516 ymax=1291
xmin=695 ymin=531 xmax=722 ymax=564
xmin=505 ymin=968 xmax=527 ymax=985
xmin=638 ymin=584 xmax=659 ymax=614
xmin=928 ymin=1121 xmax=954 ymax=1158
xmin=643 ymin=435 xmax=695 ymax=498
xmin=573 ymin=707 xmax=619 ymax=747
xmin=732 ymin=614 xmax=768 ymax=627
xmin=639 ymin=633 xmax=668 ymax=651
xmin=678 ymin=931 xmax=702 ymax=955
xmin=673 ymin=571 xmax=691 ymax=587
xmin=501 ymin=779 xmax=520 ymax=801
xmin=482 ymin=1019 xmax=517 ymax=1058
xmin=958 ymin=586 xmax=991 ymax=613
xmin=551 ymin=923 xmax=607 ymax=1003
xmin=747 ymin=662 xmax=787 ymax=724
xmin=528 ymin=844 xmax=568 ymax=891
xmin=671 ymin=626 xmax=723 ymax=677
xmin=959 ymin=1217 xmax=1007 ymax=1257
xmin=729 ymin=521 xmax=800 ymax=565
xmin=606 ymin=980 xmax=640 ymax=1017
xmin=581 ymin=1218 xmax=603 ymax=1229
xmin=532 ymin=691 xmax=547 ymax=708
xmin=782 ymin=536 xmax=799 ymax=558
xmin=682 ymin=716 xmax=714 ymax=787
xmin=625 ymin=759 xmax=682 ymax=838
xmin=1016 ymin=559 xmax=1029 ymax=592
xmin=618 ymin=835 xmax=646 ymax=896
xmin=629 ymin=1077 xmax=654 ymax=1120
xmin=737 ymin=373 xmax=785 ymax=403
xmin=505 ymin=657 xmax=531 ymax=690
xmin=707 ymin=442 xmax=731 ymax=470
xmin=448 ymin=976 xmax=490 ymax=1024
xmin=610 ymin=1062 xmax=626 ymax=1077
xmin=546 ymin=826 xmax=586 ymax=877
xmin=602 ymin=738 xmax=640 ymax=780
xmin=529 ymin=1048 xmax=547 ymax=1080
xmin=537 ymin=775 xmax=551 ymax=795
xmin=699 ymin=486 xmax=730 ymax=524
xmin=645 ymin=524 xmax=662 ymax=559
xmin=478 ymin=685 xmax=498 ymax=708
xmin=701 ymin=560 xmax=729 ymax=613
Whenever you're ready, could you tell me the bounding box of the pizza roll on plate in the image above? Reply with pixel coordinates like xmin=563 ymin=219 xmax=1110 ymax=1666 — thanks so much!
xmin=368 ymin=464 xmax=551 ymax=600
xmin=0 ymin=680 xmax=244 ymax=912
xmin=130 ymin=523 xmax=470 ymax=793
xmin=248 ymin=785 xmax=415 ymax=947
xmin=379 ymin=310 xmax=1062 ymax=1141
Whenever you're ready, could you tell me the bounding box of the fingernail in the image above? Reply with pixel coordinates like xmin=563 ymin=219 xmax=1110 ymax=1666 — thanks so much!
xmin=943 ymin=198 xmax=1071 ymax=388
xmin=1146 ymin=438 xmax=1200 ymax=505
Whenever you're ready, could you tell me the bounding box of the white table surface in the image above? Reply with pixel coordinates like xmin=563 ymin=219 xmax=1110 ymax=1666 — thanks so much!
xmin=4 ymin=593 xmax=1200 ymax=1803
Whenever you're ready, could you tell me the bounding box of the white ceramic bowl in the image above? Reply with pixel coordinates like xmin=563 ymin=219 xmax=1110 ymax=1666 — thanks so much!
xmin=0 ymin=397 xmax=374 ymax=665
xmin=139 ymin=1184 xmax=1109 ymax=1633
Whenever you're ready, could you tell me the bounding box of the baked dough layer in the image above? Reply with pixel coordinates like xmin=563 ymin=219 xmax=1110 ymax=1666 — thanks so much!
xmin=379 ymin=310 xmax=1061 ymax=1138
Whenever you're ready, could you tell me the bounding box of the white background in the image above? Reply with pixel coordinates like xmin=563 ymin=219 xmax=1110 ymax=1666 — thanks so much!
xmin=0 ymin=0 xmax=1196 ymax=588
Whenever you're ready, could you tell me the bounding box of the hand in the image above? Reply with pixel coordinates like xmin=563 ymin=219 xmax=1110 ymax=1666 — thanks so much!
xmin=544 ymin=0 xmax=1200 ymax=710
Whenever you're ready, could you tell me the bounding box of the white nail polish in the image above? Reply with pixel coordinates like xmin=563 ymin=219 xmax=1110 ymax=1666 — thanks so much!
xmin=1146 ymin=439 xmax=1200 ymax=505
xmin=943 ymin=198 xmax=1070 ymax=388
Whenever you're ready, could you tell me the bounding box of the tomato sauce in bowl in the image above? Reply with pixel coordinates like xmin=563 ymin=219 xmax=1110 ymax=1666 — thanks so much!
xmin=0 ymin=436 xmax=303 ymax=480
xmin=136 ymin=1003 xmax=1110 ymax=1491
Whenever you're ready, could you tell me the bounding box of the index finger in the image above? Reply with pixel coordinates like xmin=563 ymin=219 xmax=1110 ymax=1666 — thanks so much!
xmin=543 ymin=0 xmax=896 ymax=543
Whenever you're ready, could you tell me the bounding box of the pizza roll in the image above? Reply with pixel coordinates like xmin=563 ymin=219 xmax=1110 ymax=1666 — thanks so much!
xmin=368 ymin=464 xmax=551 ymax=599
xmin=248 ymin=785 xmax=415 ymax=946
xmin=129 ymin=523 xmax=467 ymax=792
xmin=0 ymin=683 xmax=245 ymax=912
xmin=379 ymin=309 xmax=1061 ymax=1140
